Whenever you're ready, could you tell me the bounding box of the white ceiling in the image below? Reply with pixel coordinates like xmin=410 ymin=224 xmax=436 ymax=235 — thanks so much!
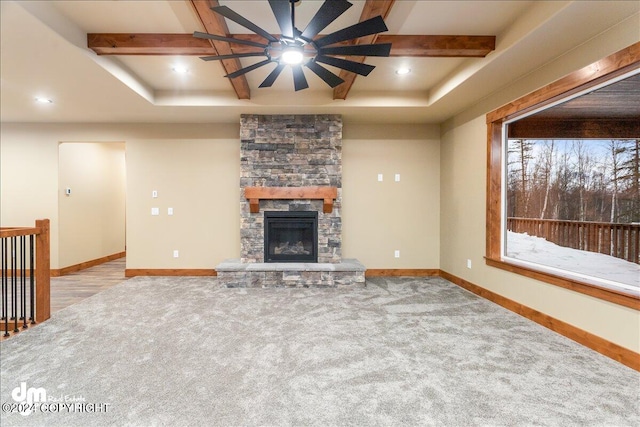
xmin=1 ymin=0 xmax=638 ymax=124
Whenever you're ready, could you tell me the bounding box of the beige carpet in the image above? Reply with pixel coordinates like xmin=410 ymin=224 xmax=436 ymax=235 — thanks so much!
xmin=1 ymin=276 xmax=638 ymax=426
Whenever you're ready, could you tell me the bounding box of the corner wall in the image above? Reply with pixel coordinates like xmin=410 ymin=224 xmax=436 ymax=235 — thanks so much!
xmin=343 ymin=124 xmax=440 ymax=269
xmin=58 ymin=142 xmax=126 ymax=268
xmin=439 ymin=17 xmax=640 ymax=352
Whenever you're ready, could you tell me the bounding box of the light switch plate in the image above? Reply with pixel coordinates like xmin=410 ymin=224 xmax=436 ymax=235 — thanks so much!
xmin=395 ymin=174 xmax=400 ymax=182
xmin=151 ymin=207 xmax=159 ymax=216
xmin=168 ymin=207 xmax=174 ymax=216
xmin=378 ymin=173 xmax=383 ymax=182
xmin=152 ymin=190 xmax=158 ymax=198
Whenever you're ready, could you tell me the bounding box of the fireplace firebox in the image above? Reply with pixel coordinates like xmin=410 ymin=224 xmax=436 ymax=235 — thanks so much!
xmin=264 ymin=211 xmax=318 ymax=263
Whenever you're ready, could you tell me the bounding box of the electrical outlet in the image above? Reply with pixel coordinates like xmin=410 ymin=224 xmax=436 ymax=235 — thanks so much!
xmin=467 ymin=259 xmax=472 ymax=269
xmin=173 ymin=250 xmax=179 ymax=258
xmin=395 ymin=173 xmax=400 ymax=182
xmin=394 ymin=250 xmax=400 ymax=258
xmin=168 ymin=207 xmax=174 ymax=216
xmin=152 ymin=190 xmax=158 ymax=198
xmin=377 ymin=173 xmax=383 ymax=182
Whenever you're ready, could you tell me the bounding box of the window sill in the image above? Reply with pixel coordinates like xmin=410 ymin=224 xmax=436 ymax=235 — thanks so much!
xmin=485 ymin=257 xmax=640 ymax=310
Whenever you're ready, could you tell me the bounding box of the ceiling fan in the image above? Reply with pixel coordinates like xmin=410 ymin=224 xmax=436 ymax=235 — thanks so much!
xmin=193 ymin=0 xmax=392 ymax=91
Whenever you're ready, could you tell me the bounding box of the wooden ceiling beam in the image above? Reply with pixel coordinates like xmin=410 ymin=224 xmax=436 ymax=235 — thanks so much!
xmin=226 ymin=34 xmax=495 ymax=57
xmin=87 ymin=33 xmax=216 ymax=55
xmin=188 ymin=0 xmax=251 ymax=99
xmin=333 ymin=0 xmax=396 ymax=100
xmin=87 ymin=33 xmax=495 ymax=57
xmin=376 ymin=34 xmax=495 ymax=57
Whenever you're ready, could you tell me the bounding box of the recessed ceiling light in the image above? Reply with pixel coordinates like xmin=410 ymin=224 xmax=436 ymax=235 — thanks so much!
xmin=396 ymin=68 xmax=411 ymax=75
xmin=172 ymin=65 xmax=189 ymax=74
xmin=35 ymin=97 xmax=53 ymax=104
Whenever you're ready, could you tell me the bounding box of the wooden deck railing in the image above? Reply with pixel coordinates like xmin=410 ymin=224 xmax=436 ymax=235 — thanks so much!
xmin=0 ymin=219 xmax=50 ymax=337
xmin=507 ymin=217 xmax=640 ymax=264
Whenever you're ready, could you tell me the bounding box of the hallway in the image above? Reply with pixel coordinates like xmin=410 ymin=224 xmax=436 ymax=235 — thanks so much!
xmin=51 ymin=258 xmax=126 ymax=313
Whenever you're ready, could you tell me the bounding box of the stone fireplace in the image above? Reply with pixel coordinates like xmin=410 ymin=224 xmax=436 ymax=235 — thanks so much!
xmin=239 ymin=114 xmax=342 ymax=263
xmin=216 ymin=114 xmax=365 ymax=288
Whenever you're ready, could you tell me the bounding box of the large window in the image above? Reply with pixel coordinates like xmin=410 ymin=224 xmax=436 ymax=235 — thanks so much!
xmin=486 ymin=43 xmax=640 ymax=309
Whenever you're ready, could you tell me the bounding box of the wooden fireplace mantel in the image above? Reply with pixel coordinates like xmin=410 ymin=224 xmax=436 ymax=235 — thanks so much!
xmin=244 ymin=186 xmax=338 ymax=214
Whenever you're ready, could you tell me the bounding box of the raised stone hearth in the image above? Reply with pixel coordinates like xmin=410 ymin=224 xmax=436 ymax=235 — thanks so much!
xmin=216 ymin=114 xmax=365 ymax=288
xmin=216 ymin=259 xmax=365 ymax=288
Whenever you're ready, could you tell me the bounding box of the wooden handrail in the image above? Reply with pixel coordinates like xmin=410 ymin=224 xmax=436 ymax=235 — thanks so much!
xmin=0 ymin=227 xmax=40 ymax=238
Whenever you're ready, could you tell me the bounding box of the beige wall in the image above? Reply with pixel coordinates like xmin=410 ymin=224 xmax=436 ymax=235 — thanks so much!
xmin=439 ymin=18 xmax=640 ymax=352
xmin=343 ymin=124 xmax=440 ymax=268
xmin=1 ymin=126 xmax=61 ymax=267
xmin=126 ymin=138 xmax=240 ymax=269
xmin=58 ymin=142 xmax=126 ymax=268
xmin=0 ymin=123 xmax=239 ymax=269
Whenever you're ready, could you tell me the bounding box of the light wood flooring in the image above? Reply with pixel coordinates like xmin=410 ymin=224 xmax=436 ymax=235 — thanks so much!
xmin=50 ymin=257 xmax=127 ymax=313
xmin=2 ymin=258 xmax=126 ymax=339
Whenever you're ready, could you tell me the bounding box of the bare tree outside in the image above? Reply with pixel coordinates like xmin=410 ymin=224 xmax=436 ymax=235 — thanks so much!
xmin=507 ymin=139 xmax=639 ymax=224
xmin=505 ymin=139 xmax=640 ymax=283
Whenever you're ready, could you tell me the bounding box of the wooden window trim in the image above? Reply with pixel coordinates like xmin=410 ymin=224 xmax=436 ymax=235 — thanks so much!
xmin=485 ymin=42 xmax=640 ymax=310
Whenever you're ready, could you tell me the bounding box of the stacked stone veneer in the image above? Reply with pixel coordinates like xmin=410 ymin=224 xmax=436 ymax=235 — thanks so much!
xmin=239 ymin=114 xmax=342 ymax=264
xmin=216 ymin=260 xmax=366 ymax=288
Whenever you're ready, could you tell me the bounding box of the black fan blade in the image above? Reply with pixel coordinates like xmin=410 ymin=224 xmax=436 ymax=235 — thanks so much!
xmin=291 ymin=65 xmax=309 ymax=91
xmin=259 ymin=63 xmax=286 ymax=88
xmin=315 ymin=55 xmax=375 ymax=76
xmin=212 ymin=5 xmax=278 ymax=43
xmin=226 ymin=59 xmax=274 ymax=79
xmin=200 ymin=52 xmax=267 ymax=61
xmin=301 ymin=0 xmax=352 ymax=41
xmin=315 ymin=16 xmax=388 ymax=48
xmin=319 ymin=43 xmax=391 ymax=57
xmin=193 ymin=31 xmax=268 ymax=49
xmin=269 ymin=0 xmax=294 ymax=39
xmin=305 ymin=61 xmax=345 ymax=88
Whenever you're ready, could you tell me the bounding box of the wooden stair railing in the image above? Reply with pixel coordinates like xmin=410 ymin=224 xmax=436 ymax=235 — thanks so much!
xmin=0 ymin=219 xmax=51 ymax=339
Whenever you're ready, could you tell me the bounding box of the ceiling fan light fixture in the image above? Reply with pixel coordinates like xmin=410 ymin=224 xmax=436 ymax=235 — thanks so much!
xmin=281 ymin=47 xmax=304 ymax=65
xmin=396 ymin=67 xmax=411 ymax=75
xmin=198 ymin=0 xmax=391 ymax=90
